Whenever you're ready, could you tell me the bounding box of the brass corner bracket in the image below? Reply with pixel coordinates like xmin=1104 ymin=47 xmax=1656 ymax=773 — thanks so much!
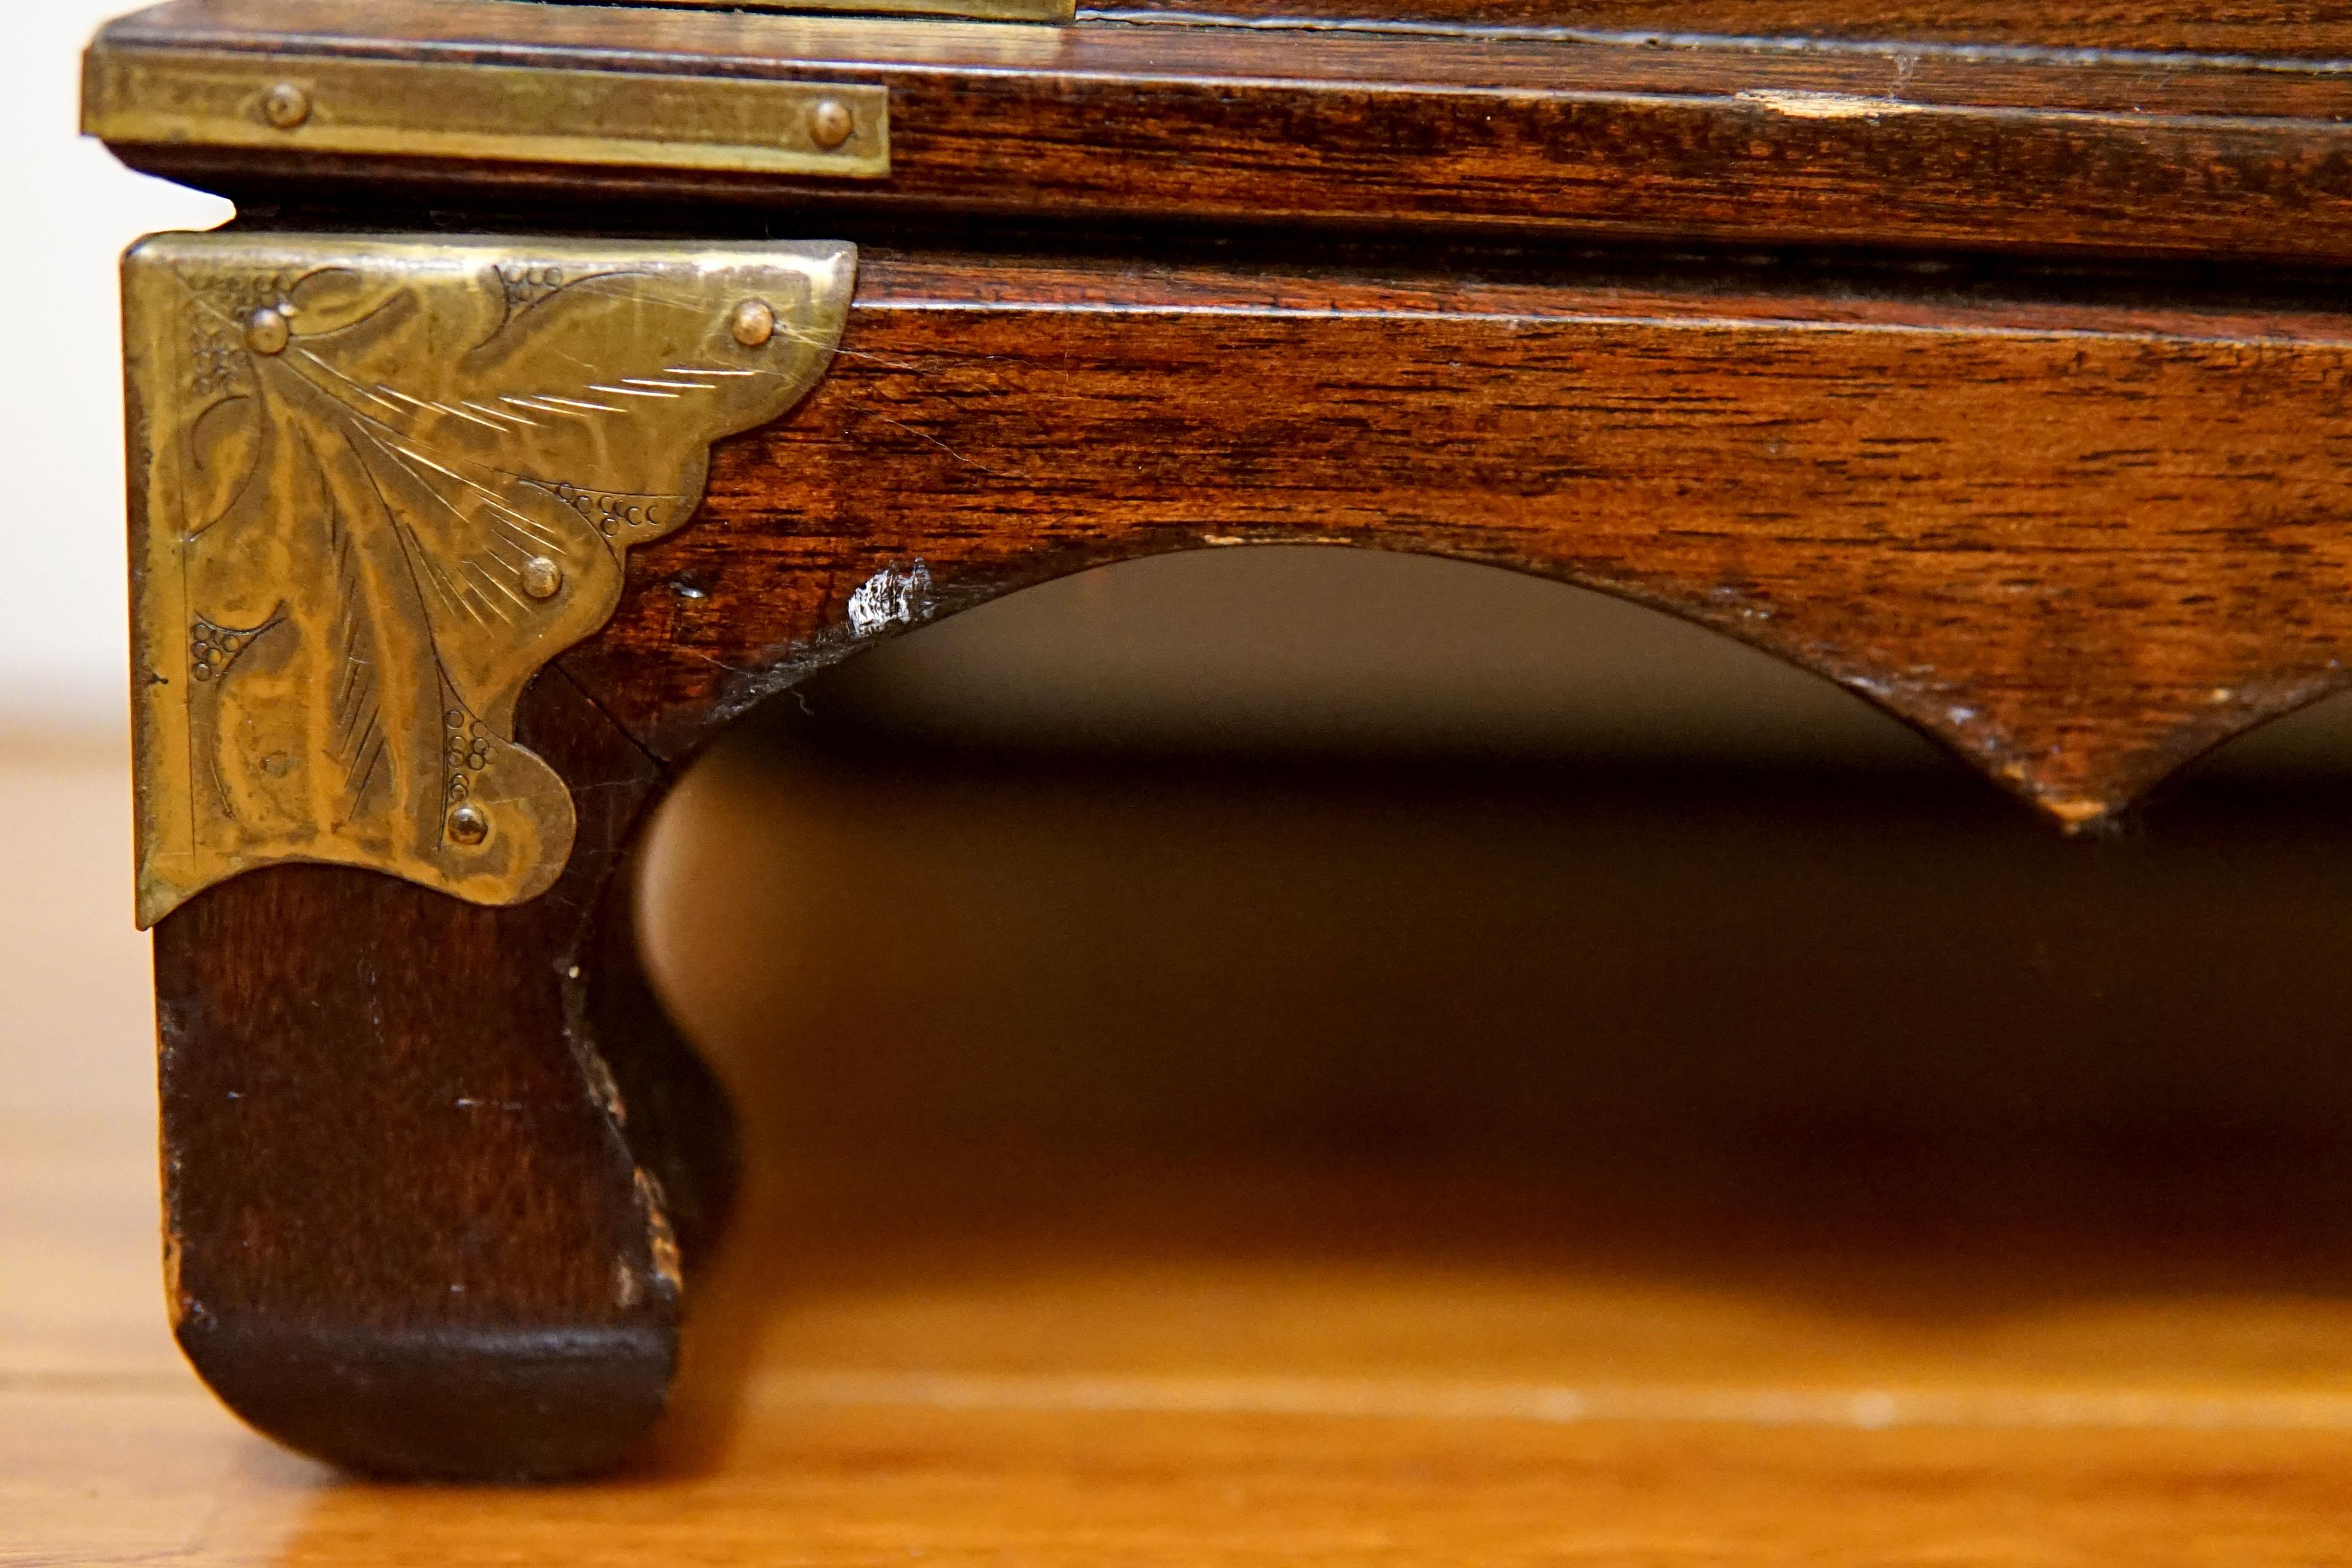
xmin=124 ymin=233 xmax=856 ymax=928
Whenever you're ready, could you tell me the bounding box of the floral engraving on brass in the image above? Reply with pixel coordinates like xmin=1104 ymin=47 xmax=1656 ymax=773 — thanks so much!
xmin=123 ymin=233 xmax=856 ymax=928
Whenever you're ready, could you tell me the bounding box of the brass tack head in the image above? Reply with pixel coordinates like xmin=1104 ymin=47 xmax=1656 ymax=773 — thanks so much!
xmin=730 ymin=298 xmax=776 ymax=348
xmin=243 ymin=306 xmax=290 ymax=356
xmin=520 ymin=555 xmax=564 ymax=599
xmin=261 ymin=82 xmax=311 ymax=130
xmin=807 ymin=97 xmax=855 ymax=151
xmin=447 ymin=802 xmax=491 ymax=847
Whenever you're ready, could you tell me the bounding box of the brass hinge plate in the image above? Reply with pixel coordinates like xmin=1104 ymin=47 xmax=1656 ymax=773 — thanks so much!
xmin=124 ymin=232 xmax=856 ymax=928
xmin=84 ymin=47 xmax=889 ymax=180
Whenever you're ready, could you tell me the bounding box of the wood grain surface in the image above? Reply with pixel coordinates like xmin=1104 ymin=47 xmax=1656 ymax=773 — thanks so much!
xmin=146 ymin=671 xmax=733 ymax=1480
xmin=1117 ymin=0 xmax=2352 ymax=54
xmin=92 ymin=0 xmax=2352 ymax=263
xmin=23 ymin=1106 xmax=2352 ymax=1566
xmin=559 ymin=249 xmax=2352 ymax=827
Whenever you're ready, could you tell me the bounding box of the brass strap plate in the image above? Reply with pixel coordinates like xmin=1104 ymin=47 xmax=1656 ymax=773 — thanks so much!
xmin=83 ymin=48 xmax=889 ymax=180
xmin=124 ymin=234 xmax=856 ymax=927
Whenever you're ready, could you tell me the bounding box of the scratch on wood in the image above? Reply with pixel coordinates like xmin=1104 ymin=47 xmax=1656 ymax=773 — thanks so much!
xmin=1738 ymin=89 xmax=1928 ymax=120
xmin=848 ymin=560 xmax=936 ymax=635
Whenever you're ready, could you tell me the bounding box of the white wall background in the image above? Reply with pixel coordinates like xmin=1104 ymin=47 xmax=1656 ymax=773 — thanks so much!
xmin=0 ymin=2 xmax=231 ymax=731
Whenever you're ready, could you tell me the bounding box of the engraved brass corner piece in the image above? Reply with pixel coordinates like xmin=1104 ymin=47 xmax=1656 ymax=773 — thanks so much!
xmin=124 ymin=233 xmax=856 ymax=928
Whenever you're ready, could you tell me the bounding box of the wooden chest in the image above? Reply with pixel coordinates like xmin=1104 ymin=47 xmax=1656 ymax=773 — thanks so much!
xmin=81 ymin=0 xmax=2352 ymax=1480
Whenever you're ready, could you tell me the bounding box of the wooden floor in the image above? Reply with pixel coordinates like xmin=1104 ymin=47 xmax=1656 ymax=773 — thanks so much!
xmin=19 ymin=1111 xmax=2352 ymax=1566
xmin=19 ymin=734 xmax=2352 ymax=1564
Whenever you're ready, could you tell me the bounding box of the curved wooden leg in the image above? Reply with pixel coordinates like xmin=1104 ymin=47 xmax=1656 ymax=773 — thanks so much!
xmin=151 ymin=672 xmax=736 ymax=1481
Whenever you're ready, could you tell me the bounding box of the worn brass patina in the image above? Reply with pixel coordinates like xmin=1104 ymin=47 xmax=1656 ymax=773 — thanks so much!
xmin=83 ymin=49 xmax=890 ymax=180
xmin=123 ymin=234 xmax=856 ymax=927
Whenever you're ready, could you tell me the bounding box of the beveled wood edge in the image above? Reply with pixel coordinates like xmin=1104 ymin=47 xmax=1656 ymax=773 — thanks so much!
xmin=86 ymin=0 xmax=2352 ymax=268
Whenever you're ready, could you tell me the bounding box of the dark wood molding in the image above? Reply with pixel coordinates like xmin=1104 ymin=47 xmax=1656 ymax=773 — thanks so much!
xmin=92 ymin=0 xmax=2352 ymax=264
xmin=555 ymin=248 xmax=2352 ymax=829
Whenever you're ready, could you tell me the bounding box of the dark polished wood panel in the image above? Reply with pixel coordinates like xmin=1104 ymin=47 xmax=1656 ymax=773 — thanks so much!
xmin=551 ymin=250 xmax=2352 ymax=828
xmin=94 ymin=0 xmax=2352 ymax=263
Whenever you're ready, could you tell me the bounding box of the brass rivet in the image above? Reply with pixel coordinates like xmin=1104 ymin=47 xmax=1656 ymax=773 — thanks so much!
xmin=261 ymin=82 xmax=311 ymax=130
xmin=521 ymin=556 xmax=563 ymax=599
xmin=243 ymin=306 xmax=290 ymax=356
xmin=808 ymin=97 xmax=855 ymax=151
xmin=448 ymin=803 xmax=491 ymax=846
xmin=730 ymin=298 xmax=776 ymax=348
